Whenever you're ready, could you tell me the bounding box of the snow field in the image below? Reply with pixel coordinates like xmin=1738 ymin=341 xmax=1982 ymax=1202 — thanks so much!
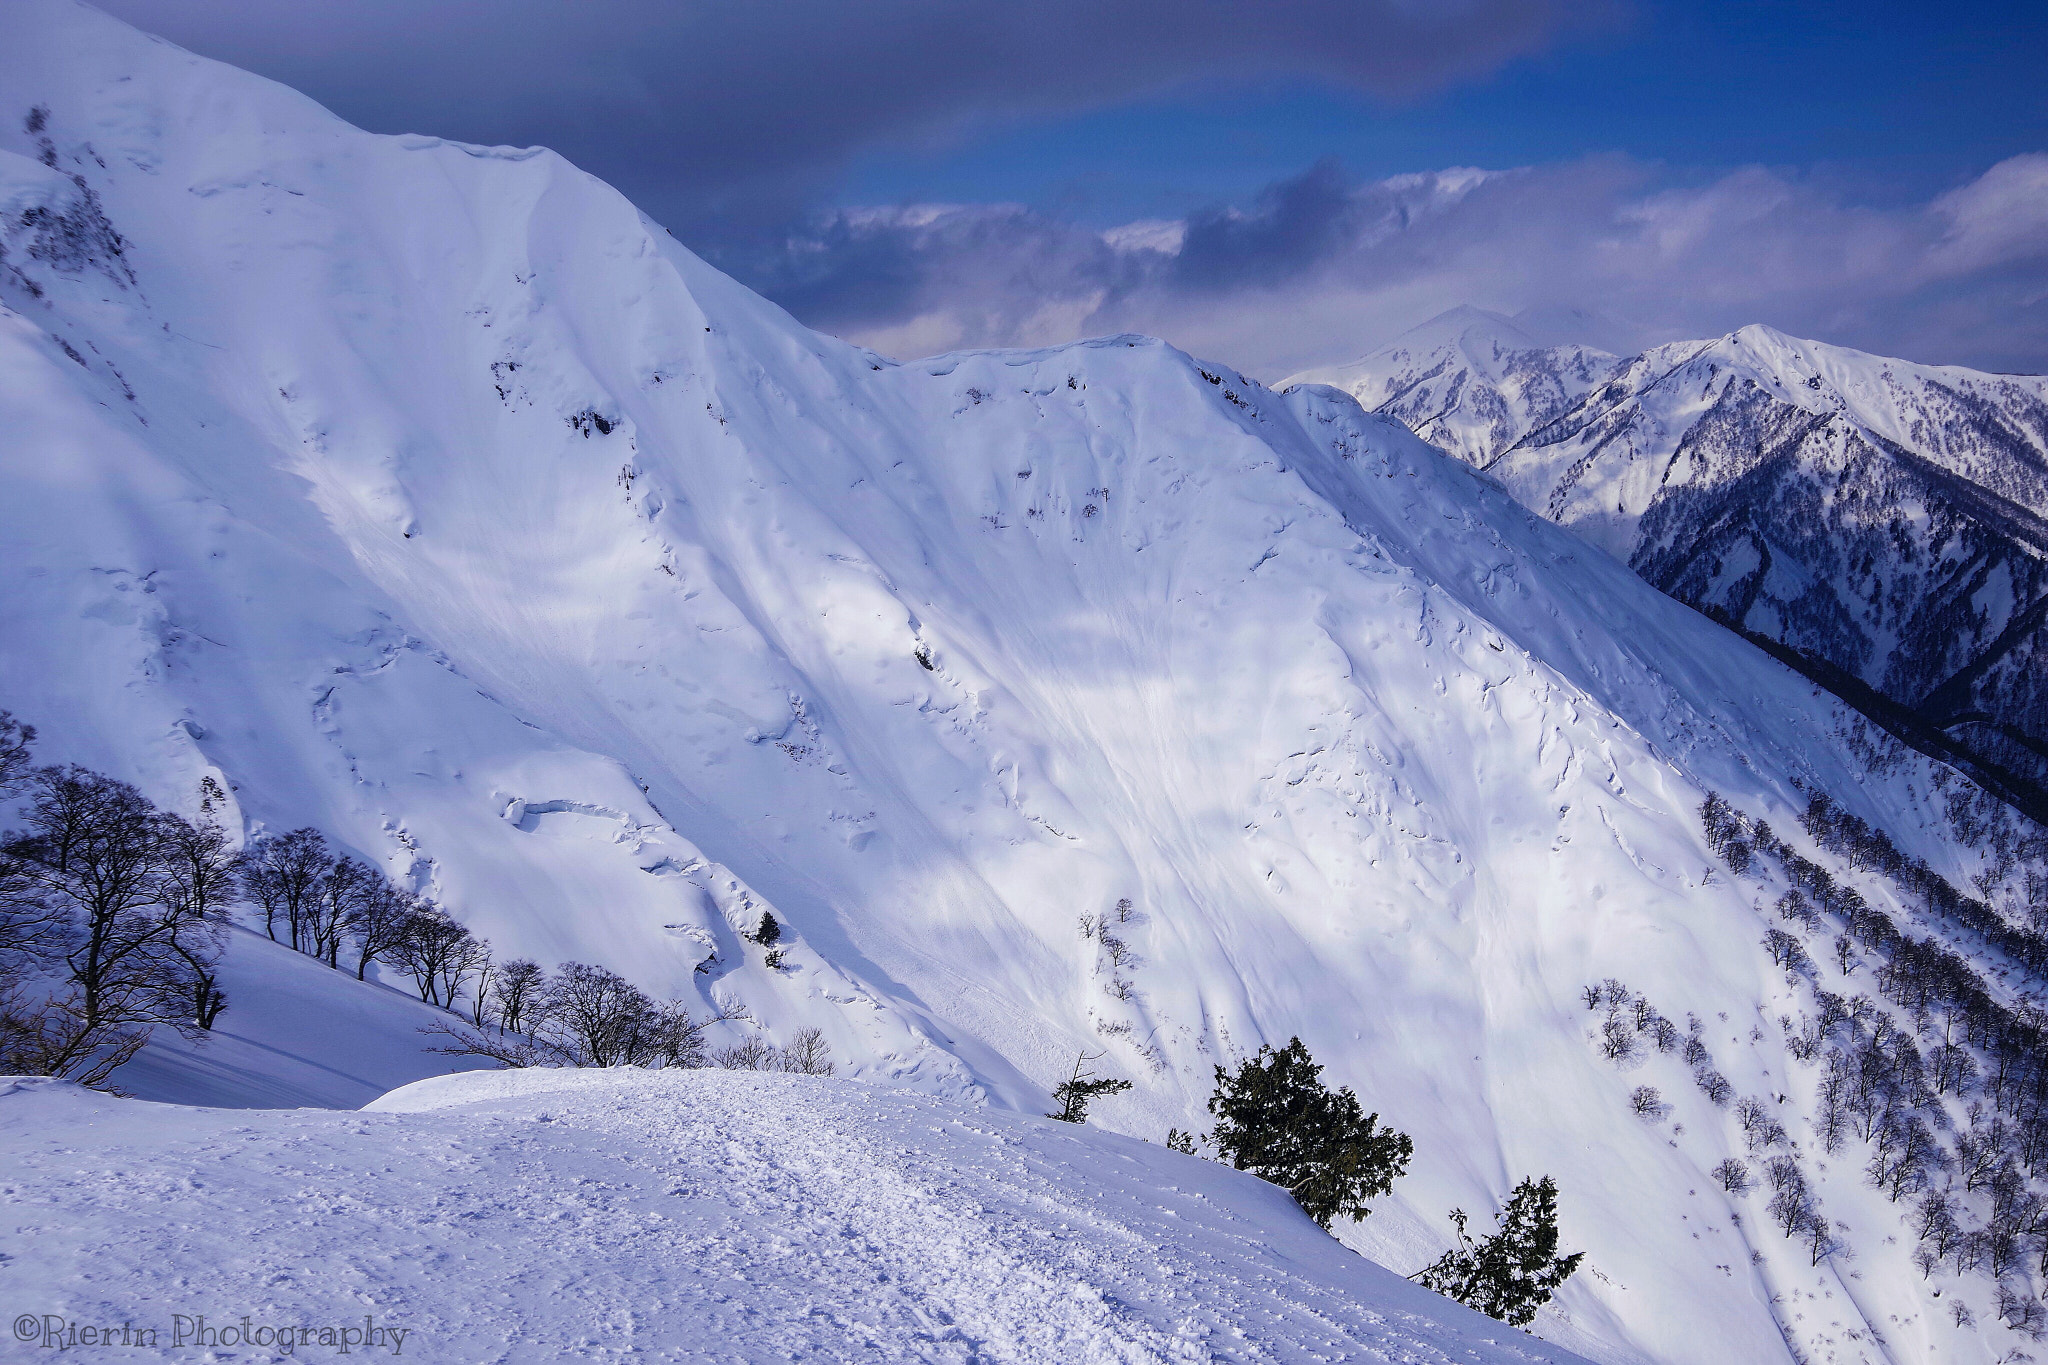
xmin=0 ymin=1069 xmax=1591 ymax=1364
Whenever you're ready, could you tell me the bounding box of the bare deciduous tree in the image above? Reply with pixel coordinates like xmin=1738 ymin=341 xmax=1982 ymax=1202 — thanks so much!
xmin=239 ymin=828 xmax=330 ymax=949
xmin=1711 ymin=1158 xmax=1752 ymax=1195
xmin=0 ymin=711 xmax=35 ymax=795
xmin=156 ymin=811 xmax=238 ymax=1029
xmin=489 ymin=958 xmax=544 ymax=1035
xmin=1 ymin=764 xmax=231 ymax=1082
xmin=778 ymin=1026 xmax=834 ymax=1076
xmin=0 ymin=981 xmax=147 ymax=1090
xmin=392 ymin=903 xmax=484 ymax=1008
xmin=347 ymin=881 xmax=416 ymax=981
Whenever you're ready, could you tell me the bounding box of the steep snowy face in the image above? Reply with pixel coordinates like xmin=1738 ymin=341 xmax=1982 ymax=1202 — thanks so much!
xmin=1483 ymin=327 xmax=2048 ymax=812
xmin=1285 ymin=307 xmax=1620 ymax=468
xmin=4 ymin=7 xmax=2046 ymax=1363
xmin=1 ymin=1070 xmax=1594 ymax=1364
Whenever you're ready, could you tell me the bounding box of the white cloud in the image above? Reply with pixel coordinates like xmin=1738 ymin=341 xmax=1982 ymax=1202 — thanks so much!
xmin=777 ymin=154 xmax=2048 ymax=378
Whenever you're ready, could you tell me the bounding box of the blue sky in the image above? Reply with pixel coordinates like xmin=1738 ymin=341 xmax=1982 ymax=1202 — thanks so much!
xmin=98 ymin=0 xmax=2048 ymax=376
xmin=840 ymin=0 xmax=2046 ymax=220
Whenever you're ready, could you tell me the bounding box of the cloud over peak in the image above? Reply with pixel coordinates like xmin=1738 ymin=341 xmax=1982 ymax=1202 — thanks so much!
xmin=737 ymin=154 xmax=2048 ymax=377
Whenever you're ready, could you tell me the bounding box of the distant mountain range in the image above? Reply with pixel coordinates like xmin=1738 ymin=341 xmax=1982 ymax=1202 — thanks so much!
xmin=1289 ymin=310 xmax=2048 ymax=817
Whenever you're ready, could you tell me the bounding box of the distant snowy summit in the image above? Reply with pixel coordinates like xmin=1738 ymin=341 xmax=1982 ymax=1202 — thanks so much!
xmin=1288 ymin=311 xmax=2048 ymax=816
xmin=1286 ymin=306 xmax=1622 ymax=468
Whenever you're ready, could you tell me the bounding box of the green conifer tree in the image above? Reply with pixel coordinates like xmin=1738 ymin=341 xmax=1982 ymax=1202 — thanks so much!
xmin=1413 ymin=1175 xmax=1583 ymax=1326
xmin=1207 ymin=1037 xmax=1411 ymax=1228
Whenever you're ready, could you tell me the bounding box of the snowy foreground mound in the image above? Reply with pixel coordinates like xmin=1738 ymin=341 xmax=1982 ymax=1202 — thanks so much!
xmin=0 ymin=1070 xmax=1587 ymax=1364
xmin=3 ymin=5 xmax=2043 ymax=1362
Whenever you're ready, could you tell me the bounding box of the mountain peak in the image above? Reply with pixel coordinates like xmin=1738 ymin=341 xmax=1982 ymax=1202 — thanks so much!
xmin=1372 ymin=304 xmax=1544 ymax=362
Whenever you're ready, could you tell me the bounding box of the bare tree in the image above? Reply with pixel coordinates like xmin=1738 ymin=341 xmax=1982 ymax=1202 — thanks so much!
xmin=1694 ymin=1067 xmax=1733 ymax=1106
xmin=392 ymin=903 xmax=483 ymax=1008
xmin=1913 ymin=1188 xmax=1961 ymax=1260
xmin=2 ymin=767 xmax=229 ymax=1079
xmin=1711 ymin=1158 xmax=1752 ymax=1195
xmin=10 ymin=768 xmax=179 ymax=1031
xmin=488 ymin=958 xmax=544 ymax=1035
xmin=777 ymin=1026 xmax=834 ymax=1076
xmin=0 ymin=844 xmax=69 ymax=974
xmin=1957 ymin=1112 xmax=2012 ymax=1192
xmin=347 ymin=881 xmax=415 ymax=981
xmin=1599 ymin=1016 xmax=1640 ymax=1062
xmin=156 ymin=811 xmax=238 ymax=1028
xmin=307 ymin=855 xmax=378 ymax=969
xmin=0 ymin=981 xmax=147 ymax=1089
xmin=1803 ymin=1215 xmax=1845 ymax=1267
xmin=541 ymin=961 xmax=655 ymax=1065
xmin=238 ymin=828 xmax=331 ymax=949
xmin=0 ymin=710 xmax=35 ymax=794
xmin=417 ymin=1016 xmax=555 ymax=1069
xmin=1762 ymin=928 xmax=1809 ymax=973
xmin=713 ymin=1035 xmax=779 ymax=1070
xmin=426 ymin=965 xmax=744 ymax=1071
xmin=644 ymin=998 xmax=746 ymax=1068
xmin=466 ymin=950 xmax=496 ymax=1027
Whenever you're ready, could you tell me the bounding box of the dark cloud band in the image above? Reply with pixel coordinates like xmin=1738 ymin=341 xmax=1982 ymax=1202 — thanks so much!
xmin=94 ymin=0 xmax=1585 ymax=218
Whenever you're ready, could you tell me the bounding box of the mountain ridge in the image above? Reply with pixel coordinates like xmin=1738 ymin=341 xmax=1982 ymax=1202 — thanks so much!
xmin=1287 ymin=310 xmax=2048 ymax=819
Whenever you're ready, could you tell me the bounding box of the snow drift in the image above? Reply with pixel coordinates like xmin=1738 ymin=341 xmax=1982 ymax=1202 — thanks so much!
xmin=1 ymin=4 xmax=2042 ymax=1361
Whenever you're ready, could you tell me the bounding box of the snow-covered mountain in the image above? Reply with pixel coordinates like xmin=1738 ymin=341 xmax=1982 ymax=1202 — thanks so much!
xmin=3 ymin=1068 xmax=1594 ymax=1363
xmin=1287 ymin=307 xmax=1620 ymax=468
xmin=5 ymin=5 xmax=2048 ymax=1362
xmin=1289 ymin=316 xmax=2048 ymax=816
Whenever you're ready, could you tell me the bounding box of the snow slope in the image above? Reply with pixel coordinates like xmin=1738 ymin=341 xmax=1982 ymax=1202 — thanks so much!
xmin=2 ymin=5 xmax=2045 ymax=1361
xmin=108 ymin=926 xmax=491 ymax=1110
xmin=1289 ymin=318 xmax=2048 ymax=813
xmin=1 ymin=1069 xmax=1591 ymax=1363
